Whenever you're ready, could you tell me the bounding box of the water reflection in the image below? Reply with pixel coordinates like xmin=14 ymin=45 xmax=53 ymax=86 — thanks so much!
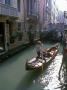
xmin=38 ymin=54 xmax=63 ymax=90
xmin=0 ymin=43 xmax=67 ymax=90
xmin=59 ymin=62 xmax=67 ymax=90
xmin=16 ymin=44 xmax=66 ymax=90
xmin=19 ymin=54 xmax=65 ymax=90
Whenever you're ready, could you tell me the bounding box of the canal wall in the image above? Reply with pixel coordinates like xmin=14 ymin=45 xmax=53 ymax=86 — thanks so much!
xmin=0 ymin=38 xmax=40 ymax=61
xmin=0 ymin=43 xmax=30 ymax=61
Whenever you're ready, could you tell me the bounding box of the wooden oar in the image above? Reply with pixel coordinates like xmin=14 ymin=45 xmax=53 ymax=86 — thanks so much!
xmin=41 ymin=51 xmax=45 ymax=71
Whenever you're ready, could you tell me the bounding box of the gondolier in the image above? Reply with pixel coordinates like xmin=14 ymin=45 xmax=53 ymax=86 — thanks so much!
xmin=25 ymin=43 xmax=59 ymax=70
xmin=36 ymin=41 xmax=44 ymax=59
xmin=36 ymin=41 xmax=53 ymax=60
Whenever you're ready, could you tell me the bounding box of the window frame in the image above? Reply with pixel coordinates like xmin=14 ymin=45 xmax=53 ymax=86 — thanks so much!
xmin=5 ymin=0 xmax=10 ymax=5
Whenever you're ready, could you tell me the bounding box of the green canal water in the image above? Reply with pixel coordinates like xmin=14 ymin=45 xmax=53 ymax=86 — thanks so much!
xmin=0 ymin=43 xmax=66 ymax=90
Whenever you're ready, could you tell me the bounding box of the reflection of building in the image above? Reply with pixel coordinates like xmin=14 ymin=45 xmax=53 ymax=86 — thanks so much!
xmin=0 ymin=0 xmax=18 ymax=51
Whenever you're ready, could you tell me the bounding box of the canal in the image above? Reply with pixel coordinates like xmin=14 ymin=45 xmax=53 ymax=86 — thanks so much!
xmin=0 ymin=43 xmax=66 ymax=90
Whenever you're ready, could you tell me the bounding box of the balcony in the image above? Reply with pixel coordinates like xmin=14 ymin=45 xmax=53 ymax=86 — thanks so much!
xmin=0 ymin=3 xmax=18 ymax=18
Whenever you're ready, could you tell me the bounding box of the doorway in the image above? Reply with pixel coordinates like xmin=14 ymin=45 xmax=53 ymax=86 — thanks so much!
xmin=0 ymin=22 xmax=5 ymax=52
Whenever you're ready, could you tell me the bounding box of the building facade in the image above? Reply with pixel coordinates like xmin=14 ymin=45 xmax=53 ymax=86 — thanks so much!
xmin=0 ymin=0 xmax=32 ymax=53
xmin=0 ymin=0 xmax=18 ymax=52
xmin=0 ymin=0 xmax=61 ymax=55
xmin=38 ymin=0 xmax=45 ymax=31
xmin=43 ymin=0 xmax=52 ymax=31
xmin=0 ymin=0 xmax=41 ymax=55
xmin=43 ymin=0 xmax=59 ymax=31
xmin=51 ymin=0 xmax=57 ymax=24
xmin=26 ymin=0 xmax=39 ymax=43
xmin=15 ymin=0 xmax=29 ymax=48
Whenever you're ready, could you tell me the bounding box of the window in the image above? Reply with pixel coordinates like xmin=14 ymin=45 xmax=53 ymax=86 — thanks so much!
xmin=0 ymin=22 xmax=5 ymax=51
xmin=27 ymin=0 xmax=36 ymax=15
xmin=0 ymin=0 xmax=2 ymax=3
xmin=18 ymin=22 xmax=21 ymax=31
xmin=27 ymin=0 xmax=30 ymax=14
xmin=17 ymin=0 xmax=20 ymax=12
xmin=17 ymin=22 xmax=22 ymax=41
xmin=5 ymin=0 xmax=10 ymax=5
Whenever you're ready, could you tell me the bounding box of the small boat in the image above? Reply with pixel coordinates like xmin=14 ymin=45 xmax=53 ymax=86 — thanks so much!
xmin=25 ymin=43 xmax=59 ymax=71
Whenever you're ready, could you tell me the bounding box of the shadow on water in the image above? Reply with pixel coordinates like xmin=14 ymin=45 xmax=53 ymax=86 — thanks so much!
xmin=0 ymin=46 xmax=34 ymax=66
xmin=16 ymin=59 xmax=53 ymax=90
xmin=16 ymin=71 xmax=42 ymax=90
xmin=0 ymin=43 xmax=64 ymax=90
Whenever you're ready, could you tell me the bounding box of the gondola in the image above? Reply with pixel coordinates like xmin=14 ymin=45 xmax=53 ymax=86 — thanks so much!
xmin=25 ymin=43 xmax=59 ymax=71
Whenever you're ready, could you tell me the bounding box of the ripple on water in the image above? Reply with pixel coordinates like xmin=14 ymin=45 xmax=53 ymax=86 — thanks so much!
xmin=37 ymin=54 xmax=64 ymax=90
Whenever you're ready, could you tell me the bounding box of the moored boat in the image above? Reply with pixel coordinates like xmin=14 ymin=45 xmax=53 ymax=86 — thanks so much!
xmin=25 ymin=43 xmax=59 ymax=71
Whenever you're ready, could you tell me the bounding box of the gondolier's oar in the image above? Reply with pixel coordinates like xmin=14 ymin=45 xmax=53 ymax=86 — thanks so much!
xmin=41 ymin=51 xmax=44 ymax=71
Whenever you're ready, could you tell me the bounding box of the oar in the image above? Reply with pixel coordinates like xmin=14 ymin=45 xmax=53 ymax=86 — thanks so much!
xmin=41 ymin=51 xmax=44 ymax=71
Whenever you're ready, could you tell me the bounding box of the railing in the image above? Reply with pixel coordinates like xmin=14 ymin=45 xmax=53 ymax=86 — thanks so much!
xmin=0 ymin=3 xmax=18 ymax=17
